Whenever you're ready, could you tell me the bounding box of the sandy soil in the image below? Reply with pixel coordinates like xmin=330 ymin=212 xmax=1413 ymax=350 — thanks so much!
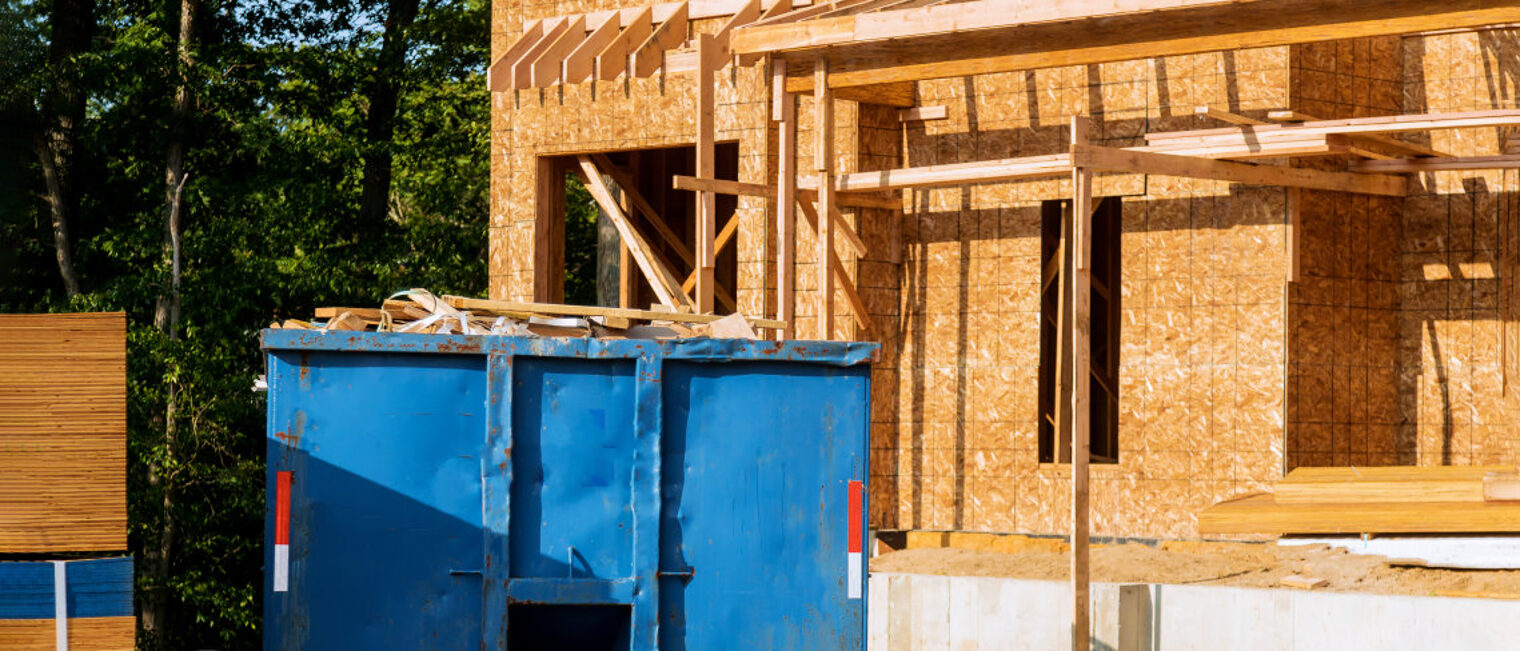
xmin=870 ymin=542 xmax=1520 ymax=597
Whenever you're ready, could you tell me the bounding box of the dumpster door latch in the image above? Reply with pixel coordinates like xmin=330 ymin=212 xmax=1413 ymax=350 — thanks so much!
xmin=657 ymin=568 xmax=695 ymax=583
xmin=448 ymin=569 xmax=483 ymax=576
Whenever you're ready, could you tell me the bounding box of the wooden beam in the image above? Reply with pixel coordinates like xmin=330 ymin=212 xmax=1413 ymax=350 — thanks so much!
xmin=1270 ymin=110 xmax=1448 ymax=158
xmin=899 ymin=105 xmax=948 ymax=121
xmin=801 ymin=153 xmax=1072 ymax=191
xmin=759 ymin=1 xmax=1520 ymax=90
xmin=797 ymin=194 xmax=875 ymax=334
xmin=681 ymin=215 xmax=741 ymax=293
xmin=696 ymin=34 xmax=718 ymax=314
xmin=592 ymin=154 xmax=698 ymax=270
xmin=818 ymin=81 xmax=918 ymax=107
xmin=672 ymin=175 xmax=900 ymax=210
xmin=488 ymin=19 xmax=544 ymax=91
xmin=1198 ymin=493 xmax=1520 ymax=535
xmin=776 ymin=61 xmax=798 ymax=340
xmin=513 ymin=17 xmax=573 ymax=89
xmin=1147 ymin=108 xmax=1520 ymax=143
xmin=597 ymin=7 xmax=654 ymax=80
xmin=1071 ymin=144 xmax=1407 ymax=196
xmin=714 ymin=0 xmax=764 ymax=57
xmin=815 ymin=59 xmax=835 ymax=341
xmin=1194 ymin=105 xmax=1266 ymax=125
xmin=631 ymin=2 xmax=690 ymax=78
xmin=576 ymin=156 xmax=692 ymax=309
xmin=529 ymin=15 xmax=587 ymax=88
xmin=444 ymin=295 xmax=786 ymax=329
xmin=564 ymin=12 xmax=624 ymax=84
xmin=1349 ymin=154 xmax=1520 ymax=173
xmin=1273 ymin=465 xmax=1514 ymax=504
xmin=1069 ymin=114 xmax=1093 ymax=651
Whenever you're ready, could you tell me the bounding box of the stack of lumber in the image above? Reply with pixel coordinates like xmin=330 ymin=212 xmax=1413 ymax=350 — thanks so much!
xmin=0 ymin=313 xmax=127 ymax=552
xmin=273 ymin=289 xmax=784 ymax=339
xmin=1200 ymin=466 xmax=1520 ymax=535
xmin=0 ymin=557 xmax=135 ymax=650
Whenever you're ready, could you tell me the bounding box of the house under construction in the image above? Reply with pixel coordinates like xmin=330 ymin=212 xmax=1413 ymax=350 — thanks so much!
xmin=485 ymin=1 xmax=1520 ymax=643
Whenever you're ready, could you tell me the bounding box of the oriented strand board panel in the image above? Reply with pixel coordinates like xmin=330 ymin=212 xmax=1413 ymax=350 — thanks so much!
xmin=1199 ymin=493 xmax=1520 ymax=534
xmin=0 ymin=617 xmax=136 ymax=651
xmin=0 ymin=313 xmax=128 ymax=552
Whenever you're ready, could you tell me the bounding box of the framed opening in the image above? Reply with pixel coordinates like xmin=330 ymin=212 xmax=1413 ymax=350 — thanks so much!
xmin=1038 ymin=197 xmax=1122 ymax=464
xmin=534 ymin=144 xmax=740 ymax=310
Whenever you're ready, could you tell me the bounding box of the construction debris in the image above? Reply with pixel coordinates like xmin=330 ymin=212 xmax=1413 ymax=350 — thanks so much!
xmin=272 ymin=289 xmax=785 ymax=339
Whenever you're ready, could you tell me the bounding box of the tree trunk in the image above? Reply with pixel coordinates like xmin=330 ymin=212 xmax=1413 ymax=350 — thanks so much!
xmin=357 ymin=0 xmax=421 ymax=229
xmin=34 ymin=0 xmax=95 ymax=298
xmin=142 ymin=0 xmax=195 ymax=638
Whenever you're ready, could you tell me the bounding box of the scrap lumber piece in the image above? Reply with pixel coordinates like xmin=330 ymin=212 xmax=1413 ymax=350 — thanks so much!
xmin=576 ymin=155 xmax=693 ymax=309
xmin=1198 ymin=494 xmax=1520 ymax=535
xmin=1279 ymin=575 xmax=1328 ymax=590
xmin=324 ymin=311 xmax=368 ymax=332
xmin=1272 ymin=466 xmax=1514 ymax=504
xmin=441 ymin=296 xmax=787 ymax=329
xmin=0 ymin=313 xmax=127 ymax=553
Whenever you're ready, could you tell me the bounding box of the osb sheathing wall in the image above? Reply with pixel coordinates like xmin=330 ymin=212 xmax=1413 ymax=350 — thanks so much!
xmin=877 ymin=51 xmax=1293 ymax=537
xmin=1395 ymin=29 xmax=1520 ymax=467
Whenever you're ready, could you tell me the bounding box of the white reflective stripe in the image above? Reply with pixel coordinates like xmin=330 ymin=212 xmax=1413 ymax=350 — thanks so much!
xmin=274 ymin=544 xmax=290 ymax=592
xmin=53 ymin=560 xmax=67 ymax=651
xmin=847 ymin=551 xmax=862 ymax=600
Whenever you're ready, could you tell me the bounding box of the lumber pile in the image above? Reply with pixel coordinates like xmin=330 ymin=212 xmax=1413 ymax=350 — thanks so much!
xmin=1200 ymin=466 xmax=1520 ymax=535
xmin=0 ymin=557 xmax=135 ymax=650
xmin=273 ymin=289 xmax=785 ymax=339
xmin=0 ymin=313 xmax=127 ymax=552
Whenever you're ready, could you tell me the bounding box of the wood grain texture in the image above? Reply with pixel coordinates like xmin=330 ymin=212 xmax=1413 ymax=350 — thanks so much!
xmin=0 ymin=617 xmax=135 ymax=650
xmin=1273 ymin=466 xmax=1516 ymax=504
xmin=0 ymin=313 xmax=127 ymax=553
xmin=1199 ymin=494 xmax=1520 ymax=535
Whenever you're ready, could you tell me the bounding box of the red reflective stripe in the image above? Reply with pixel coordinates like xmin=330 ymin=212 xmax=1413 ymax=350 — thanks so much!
xmin=847 ymin=480 xmax=863 ymax=554
xmin=275 ymin=471 xmax=292 ymax=545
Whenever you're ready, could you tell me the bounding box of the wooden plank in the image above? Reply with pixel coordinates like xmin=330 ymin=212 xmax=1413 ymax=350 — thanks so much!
xmin=760 ymin=1 xmax=1520 ymax=90
xmin=899 ymin=105 xmax=948 ymax=121
xmin=564 ymin=12 xmax=624 ymax=84
xmin=592 ymin=154 xmax=698 ymax=269
xmin=1351 ymin=154 xmax=1520 ymax=173
xmin=826 ymin=81 xmax=918 ymax=107
xmin=597 ymin=7 xmax=654 ymax=80
xmin=1147 ymin=108 xmax=1520 ymax=143
xmin=443 ymin=296 xmax=787 ymax=329
xmin=1069 ymin=115 xmax=1093 ymax=651
xmin=1485 ymin=472 xmax=1520 ymax=502
xmin=632 ymin=2 xmax=690 ymax=78
xmin=1286 ymin=187 xmax=1300 ymax=283
xmin=1194 ymin=105 xmax=1266 ymax=125
xmin=696 ymin=34 xmax=718 ymax=314
xmin=487 ymin=19 xmax=544 ymax=91
xmin=576 ymin=156 xmax=691 ymax=309
xmin=1269 ymin=110 xmax=1448 ymax=158
xmin=527 ymin=15 xmax=585 ymax=88
xmin=1071 ymin=144 xmax=1406 ymax=196
xmin=672 ymin=174 xmax=900 ymax=209
xmin=1281 ymin=465 xmax=1515 ymax=482
xmin=815 ymin=59 xmax=835 ymax=340
xmin=1198 ymin=493 xmax=1520 ymax=535
xmin=776 ymin=62 xmax=799 ymax=340
xmin=797 ymin=196 xmax=876 ymax=334
xmin=1274 ymin=474 xmax=1495 ymax=504
xmin=1279 ymin=575 xmax=1329 ymax=590
xmin=802 ymin=153 xmax=1072 ymax=191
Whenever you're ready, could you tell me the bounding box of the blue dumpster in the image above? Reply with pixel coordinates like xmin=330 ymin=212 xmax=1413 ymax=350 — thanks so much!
xmin=262 ymin=331 xmax=874 ymax=650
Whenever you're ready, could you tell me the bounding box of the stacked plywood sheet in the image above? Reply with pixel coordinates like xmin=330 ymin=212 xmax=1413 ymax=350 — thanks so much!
xmin=1200 ymin=466 xmax=1520 ymax=535
xmin=0 ymin=557 xmax=135 ymax=650
xmin=0 ymin=313 xmax=127 ymax=552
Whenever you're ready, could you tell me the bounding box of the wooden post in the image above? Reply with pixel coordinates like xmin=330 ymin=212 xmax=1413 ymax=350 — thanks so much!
xmin=774 ymin=60 xmax=797 ymax=340
xmin=1069 ymin=115 xmax=1093 ymax=651
xmin=695 ymin=34 xmax=718 ymax=314
xmin=1286 ymin=187 xmax=1301 ymax=283
xmin=814 ymin=59 xmax=835 ymax=341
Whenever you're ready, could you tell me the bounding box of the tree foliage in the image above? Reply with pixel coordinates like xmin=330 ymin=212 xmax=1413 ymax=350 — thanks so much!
xmin=1 ymin=0 xmax=492 ymax=646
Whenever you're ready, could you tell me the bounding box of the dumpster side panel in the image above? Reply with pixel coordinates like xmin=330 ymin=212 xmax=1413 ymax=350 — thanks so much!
xmin=264 ymin=352 xmax=485 ymax=650
xmin=659 ymin=361 xmax=869 ymax=650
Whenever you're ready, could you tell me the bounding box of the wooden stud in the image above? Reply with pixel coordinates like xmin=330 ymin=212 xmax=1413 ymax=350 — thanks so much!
xmin=576 ymin=156 xmax=691 ymax=309
xmin=815 ymin=59 xmax=835 ymax=340
xmin=597 ymin=7 xmax=654 ymax=80
xmin=776 ymin=60 xmax=798 ymax=340
xmin=797 ymin=197 xmax=875 ymax=334
xmin=696 ymin=34 xmax=718 ymax=314
xmin=1069 ymin=114 xmax=1093 ymax=651
xmin=631 ymin=2 xmax=689 ymax=78
xmin=1286 ymin=187 xmax=1300 ymax=283
xmin=564 ymin=12 xmax=624 ymax=84
xmin=672 ymin=174 xmax=899 ymax=210
xmin=528 ymin=15 xmax=586 ymax=88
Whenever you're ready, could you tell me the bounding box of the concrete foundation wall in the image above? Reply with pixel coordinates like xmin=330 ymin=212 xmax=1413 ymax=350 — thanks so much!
xmin=870 ymin=572 xmax=1520 ymax=650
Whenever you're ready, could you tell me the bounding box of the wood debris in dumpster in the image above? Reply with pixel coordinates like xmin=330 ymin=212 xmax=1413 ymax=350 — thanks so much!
xmin=270 ymin=289 xmax=785 ymax=339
